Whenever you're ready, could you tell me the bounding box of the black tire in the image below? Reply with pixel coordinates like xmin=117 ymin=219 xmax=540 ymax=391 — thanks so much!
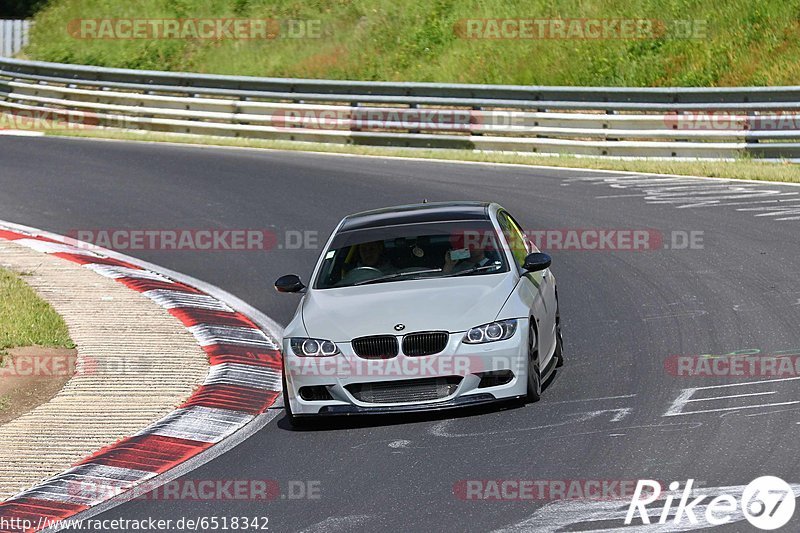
xmin=526 ymin=323 xmax=541 ymax=402
xmin=554 ymin=305 xmax=564 ymax=368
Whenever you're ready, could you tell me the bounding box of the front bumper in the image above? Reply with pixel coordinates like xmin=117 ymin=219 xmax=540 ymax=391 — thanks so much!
xmin=283 ymin=327 xmax=529 ymax=416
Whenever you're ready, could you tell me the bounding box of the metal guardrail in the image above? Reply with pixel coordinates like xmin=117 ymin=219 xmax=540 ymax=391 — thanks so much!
xmin=2 ymin=57 xmax=800 ymax=159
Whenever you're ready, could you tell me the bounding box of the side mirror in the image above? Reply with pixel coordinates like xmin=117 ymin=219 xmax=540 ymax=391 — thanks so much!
xmin=523 ymin=252 xmax=551 ymax=272
xmin=275 ymin=274 xmax=305 ymax=293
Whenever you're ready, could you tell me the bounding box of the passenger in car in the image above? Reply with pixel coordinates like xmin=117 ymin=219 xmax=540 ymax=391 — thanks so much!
xmin=443 ymin=234 xmax=493 ymax=274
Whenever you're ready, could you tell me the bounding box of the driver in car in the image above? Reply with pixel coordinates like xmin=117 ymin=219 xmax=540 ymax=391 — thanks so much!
xmin=345 ymin=240 xmax=394 ymax=273
xmin=337 ymin=240 xmax=394 ymax=284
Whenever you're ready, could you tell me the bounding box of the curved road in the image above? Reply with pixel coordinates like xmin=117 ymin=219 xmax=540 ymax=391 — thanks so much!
xmin=2 ymin=136 xmax=799 ymax=532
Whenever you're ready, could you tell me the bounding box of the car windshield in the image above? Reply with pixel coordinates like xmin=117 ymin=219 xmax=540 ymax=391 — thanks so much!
xmin=314 ymin=221 xmax=509 ymax=289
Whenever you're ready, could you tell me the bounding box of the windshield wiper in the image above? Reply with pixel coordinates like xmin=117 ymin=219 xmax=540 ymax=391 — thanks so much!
xmin=446 ymin=264 xmax=502 ymax=277
xmin=353 ymin=268 xmax=442 ymax=286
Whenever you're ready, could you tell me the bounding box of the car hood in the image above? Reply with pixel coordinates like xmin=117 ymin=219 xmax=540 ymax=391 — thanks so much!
xmin=301 ymin=273 xmax=518 ymax=341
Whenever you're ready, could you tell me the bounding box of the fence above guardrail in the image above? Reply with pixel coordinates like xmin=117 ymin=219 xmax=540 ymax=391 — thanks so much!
xmin=2 ymin=57 xmax=800 ymax=159
xmin=0 ymin=21 xmax=31 ymax=58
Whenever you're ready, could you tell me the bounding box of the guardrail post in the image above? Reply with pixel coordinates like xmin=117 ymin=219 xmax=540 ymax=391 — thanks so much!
xmin=472 ymin=105 xmax=482 ymax=136
xmin=745 ymin=110 xmax=757 ymax=144
xmin=604 ymin=109 xmax=617 ymax=143
xmin=408 ymin=102 xmax=420 ymax=134
xmin=350 ymin=101 xmax=361 ymax=132
xmin=675 ymin=110 xmax=688 ymax=145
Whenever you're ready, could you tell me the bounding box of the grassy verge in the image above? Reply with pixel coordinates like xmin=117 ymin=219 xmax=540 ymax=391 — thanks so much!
xmin=0 ymin=267 xmax=74 ymax=418
xmin=44 ymin=127 xmax=800 ymax=184
xmin=0 ymin=267 xmax=74 ymax=353
xmin=24 ymin=0 xmax=800 ymax=87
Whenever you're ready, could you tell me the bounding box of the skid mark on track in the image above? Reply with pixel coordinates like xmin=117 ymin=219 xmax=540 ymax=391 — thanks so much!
xmin=351 ymin=439 xmax=425 ymax=451
xmin=569 ymin=175 xmax=800 ymax=221
xmin=430 ymin=408 xmax=634 ymax=439
xmin=547 ymin=394 xmax=637 ymax=404
xmin=297 ymin=515 xmax=375 ymax=533
xmin=642 ymin=310 xmax=707 ymax=321
xmin=429 ymin=395 xmax=639 ymax=440
xmin=353 ymin=420 xmax=703 ymax=453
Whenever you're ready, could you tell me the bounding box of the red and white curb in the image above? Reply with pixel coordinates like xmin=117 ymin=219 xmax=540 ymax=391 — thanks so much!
xmin=0 ymin=222 xmax=284 ymax=533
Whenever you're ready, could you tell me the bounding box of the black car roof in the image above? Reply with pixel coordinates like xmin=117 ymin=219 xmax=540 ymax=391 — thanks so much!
xmin=339 ymin=201 xmax=492 ymax=232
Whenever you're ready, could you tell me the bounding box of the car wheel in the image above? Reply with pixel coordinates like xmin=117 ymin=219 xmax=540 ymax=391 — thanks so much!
xmin=526 ymin=323 xmax=541 ymax=402
xmin=554 ymin=305 xmax=564 ymax=368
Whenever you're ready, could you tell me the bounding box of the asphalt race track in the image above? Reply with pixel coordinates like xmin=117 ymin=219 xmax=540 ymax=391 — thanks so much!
xmin=2 ymin=136 xmax=800 ymax=532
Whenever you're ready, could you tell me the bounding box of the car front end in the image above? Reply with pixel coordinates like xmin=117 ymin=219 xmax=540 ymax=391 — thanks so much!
xmin=282 ymin=272 xmax=531 ymax=417
xmin=282 ymin=316 xmax=530 ymax=416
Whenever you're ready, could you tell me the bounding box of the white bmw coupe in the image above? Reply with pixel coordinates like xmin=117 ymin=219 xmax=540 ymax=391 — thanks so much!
xmin=275 ymin=201 xmax=563 ymax=425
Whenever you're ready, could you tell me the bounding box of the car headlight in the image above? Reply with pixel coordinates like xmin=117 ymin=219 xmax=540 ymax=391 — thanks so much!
xmin=462 ymin=319 xmax=517 ymax=344
xmin=289 ymin=337 xmax=340 ymax=357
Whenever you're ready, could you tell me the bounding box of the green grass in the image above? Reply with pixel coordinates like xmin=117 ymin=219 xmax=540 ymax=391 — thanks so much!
xmin=0 ymin=267 xmax=74 ymax=352
xmin=44 ymin=127 xmax=800 ymax=183
xmin=23 ymin=0 xmax=800 ymax=86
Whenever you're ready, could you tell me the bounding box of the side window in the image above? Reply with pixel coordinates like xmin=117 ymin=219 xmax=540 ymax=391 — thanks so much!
xmin=498 ymin=212 xmax=528 ymax=268
xmin=506 ymin=213 xmax=532 ymax=253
